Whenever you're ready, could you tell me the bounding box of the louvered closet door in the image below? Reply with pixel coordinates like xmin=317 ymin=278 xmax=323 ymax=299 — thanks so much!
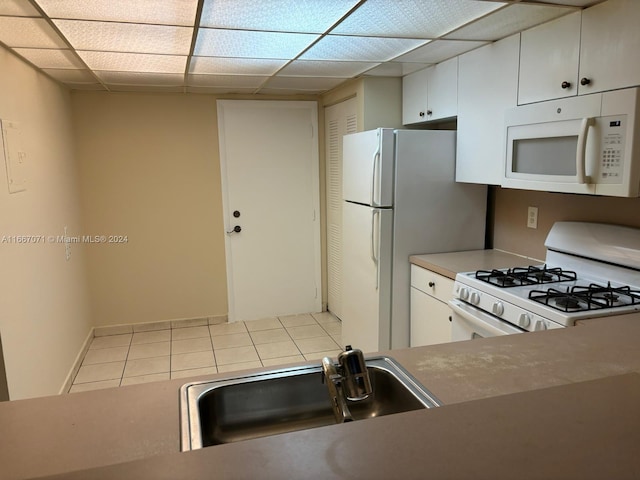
xmin=325 ymin=97 xmax=357 ymax=320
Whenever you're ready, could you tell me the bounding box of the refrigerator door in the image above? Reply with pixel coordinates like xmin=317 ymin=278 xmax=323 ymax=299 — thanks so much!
xmin=343 ymin=128 xmax=395 ymax=207
xmin=342 ymin=201 xmax=393 ymax=353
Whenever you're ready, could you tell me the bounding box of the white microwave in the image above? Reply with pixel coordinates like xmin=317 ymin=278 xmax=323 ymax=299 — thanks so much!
xmin=503 ymin=87 xmax=640 ymax=197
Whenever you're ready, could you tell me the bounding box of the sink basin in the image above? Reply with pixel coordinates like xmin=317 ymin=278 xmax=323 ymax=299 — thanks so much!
xmin=180 ymin=356 xmax=441 ymax=450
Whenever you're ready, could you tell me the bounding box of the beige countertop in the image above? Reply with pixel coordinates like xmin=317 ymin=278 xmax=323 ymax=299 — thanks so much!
xmin=3 ymin=316 xmax=640 ymax=479
xmin=410 ymin=249 xmax=536 ymax=279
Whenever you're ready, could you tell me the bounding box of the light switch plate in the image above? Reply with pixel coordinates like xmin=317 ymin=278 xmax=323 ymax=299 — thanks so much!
xmin=527 ymin=206 xmax=538 ymax=229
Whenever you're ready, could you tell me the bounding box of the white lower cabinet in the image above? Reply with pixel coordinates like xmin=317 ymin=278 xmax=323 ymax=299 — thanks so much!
xmin=410 ymin=265 xmax=454 ymax=347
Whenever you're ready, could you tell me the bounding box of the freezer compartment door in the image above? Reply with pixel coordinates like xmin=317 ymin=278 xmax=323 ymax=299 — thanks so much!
xmin=341 ymin=202 xmax=393 ymax=353
xmin=343 ymin=128 xmax=394 ymax=207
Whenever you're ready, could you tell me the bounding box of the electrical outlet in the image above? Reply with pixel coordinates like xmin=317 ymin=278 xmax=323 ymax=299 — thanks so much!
xmin=527 ymin=206 xmax=538 ymax=229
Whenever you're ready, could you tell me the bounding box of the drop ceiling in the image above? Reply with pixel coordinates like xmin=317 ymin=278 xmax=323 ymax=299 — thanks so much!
xmin=0 ymin=0 xmax=604 ymax=95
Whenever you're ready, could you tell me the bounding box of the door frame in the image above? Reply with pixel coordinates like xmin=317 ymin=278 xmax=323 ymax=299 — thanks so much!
xmin=216 ymin=99 xmax=322 ymax=322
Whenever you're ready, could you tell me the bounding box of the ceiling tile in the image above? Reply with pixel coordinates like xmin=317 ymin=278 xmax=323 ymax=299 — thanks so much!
xmin=188 ymin=74 xmax=268 ymax=88
xmin=108 ymin=84 xmax=185 ymax=93
xmin=445 ymin=4 xmax=577 ymax=41
xmin=0 ymin=17 xmax=67 ymax=48
xmin=78 ymin=51 xmax=187 ymax=74
xmin=394 ymin=39 xmax=489 ymax=64
xmin=532 ymin=0 xmax=602 ymax=5
xmin=200 ymin=0 xmax=360 ymax=33
xmin=332 ymin=0 xmax=506 ymax=38
xmin=300 ymin=35 xmax=428 ymax=62
xmin=195 ymin=29 xmax=319 ymax=59
xmin=34 ymin=0 xmax=198 ymax=26
xmin=13 ymin=48 xmax=86 ymax=69
xmin=189 ymin=57 xmax=287 ymax=76
xmin=95 ymin=71 xmax=184 ymax=86
xmin=258 ymin=87 xmax=327 ymax=95
xmin=0 ymin=0 xmax=41 ymax=16
xmin=278 ymin=60 xmax=380 ymax=78
xmin=364 ymin=62 xmax=432 ymax=77
xmin=42 ymin=68 xmax=96 ymax=83
xmin=266 ymin=76 xmax=346 ymax=91
xmin=186 ymin=86 xmax=257 ymax=94
xmin=53 ymin=20 xmax=193 ymax=55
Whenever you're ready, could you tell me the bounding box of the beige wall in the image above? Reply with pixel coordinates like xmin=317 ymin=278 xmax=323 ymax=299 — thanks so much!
xmin=71 ymin=92 xmax=229 ymax=326
xmin=0 ymin=47 xmax=92 ymax=399
xmin=492 ymin=186 xmax=640 ymax=261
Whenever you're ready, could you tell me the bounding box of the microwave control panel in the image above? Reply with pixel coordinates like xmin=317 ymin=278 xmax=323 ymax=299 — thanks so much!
xmin=598 ymin=115 xmax=626 ymax=183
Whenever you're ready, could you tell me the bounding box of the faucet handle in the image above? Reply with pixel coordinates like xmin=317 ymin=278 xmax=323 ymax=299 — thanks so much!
xmin=338 ymin=346 xmax=372 ymax=401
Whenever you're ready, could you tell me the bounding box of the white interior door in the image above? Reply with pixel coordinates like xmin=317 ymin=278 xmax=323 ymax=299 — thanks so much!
xmin=217 ymin=100 xmax=321 ymax=322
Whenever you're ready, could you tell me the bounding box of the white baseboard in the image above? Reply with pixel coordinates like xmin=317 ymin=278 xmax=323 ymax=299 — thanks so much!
xmin=60 ymin=327 xmax=94 ymax=395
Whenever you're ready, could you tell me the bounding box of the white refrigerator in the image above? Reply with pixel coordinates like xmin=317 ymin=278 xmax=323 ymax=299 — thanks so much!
xmin=341 ymin=128 xmax=487 ymax=353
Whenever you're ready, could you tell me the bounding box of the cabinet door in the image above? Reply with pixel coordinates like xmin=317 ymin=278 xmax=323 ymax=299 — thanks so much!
xmin=579 ymin=0 xmax=640 ymax=95
xmin=410 ymin=287 xmax=452 ymax=347
xmin=518 ymin=11 xmax=581 ymax=105
xmin=402 ymin=68 xmax=429 ymax=125
xmin=427 ymin=57 xmax=458 ymax=121
xmin=456 ymin=34 xmax=520 ymax=185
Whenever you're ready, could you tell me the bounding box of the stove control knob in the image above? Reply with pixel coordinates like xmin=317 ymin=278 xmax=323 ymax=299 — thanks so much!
xmin=533 ymin=319 xmax=547 ymax=331
xmin=517 ymin=313 xmax=531 ymax=328
xmin=470 ymin=292 xmax=481 ymax=305
xmin=459 ymin=287 xmax=469 ymax=301
xmin=492 ymin=302 xmax=504 ymax=316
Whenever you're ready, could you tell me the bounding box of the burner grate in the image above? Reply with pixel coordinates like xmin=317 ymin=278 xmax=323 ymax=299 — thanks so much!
xmin=529 ymin=282 xmax=640 ymax=312
xmin=475 ymin=265 xmax=577 ymax=288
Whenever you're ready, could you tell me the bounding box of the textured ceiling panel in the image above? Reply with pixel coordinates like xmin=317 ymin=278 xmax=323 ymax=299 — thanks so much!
xmin=195 ymin=29 xmax=319 ymax=59
xmin=278 ymin=60 xmax=379 ymax=78
xmin=13 ymin=47 xmax=86 ymax=69
xmin=364 ymin=62 xmax=432 ymax=77
xmin=0 ymin=0 xmax=41 ymax=16
xmin=188 ymin=74 xmax=268 ymax=88
xmin=95 ymin=71 xmax=185 ymax=85
xmin=200 ymin=0 xmax=361 ymax=33
xmin=42 ymin=68 xmax=96 ymax=83
xmin=300 ymin=35 xmax=427 ymax=62
xmin=394 ymin=39 xmax=489 ymax=64
xmin=78 ymin=51 xmax=187 ymax=73
xmin=189 ymin=57 xmax=287 ymax=76
xmin=0 ymin=17 xmax=67 ymax=48
xmin=332 ymin=0 xmax=506 ymax=38
xmin=35 ymin=0 xmax=198 ymax=26
xmin=266 ymin=75 xmax=347 ymax=90
xmin=445 ymin=4 xmax=577 ymax=41
xmin=53 ymin=20 xmax=193 ymax=55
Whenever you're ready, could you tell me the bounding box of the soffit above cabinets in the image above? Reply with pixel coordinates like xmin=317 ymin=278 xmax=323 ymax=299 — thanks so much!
xmin=0 ymin=0 xmax=605 ymax=95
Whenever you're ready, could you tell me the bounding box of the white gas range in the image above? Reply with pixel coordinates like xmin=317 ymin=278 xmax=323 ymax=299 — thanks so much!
xmin=450 ymin=222 xmax=640 ymax=340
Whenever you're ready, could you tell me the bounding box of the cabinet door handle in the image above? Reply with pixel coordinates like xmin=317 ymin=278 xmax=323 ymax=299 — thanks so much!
xmin=580 ymin=77 xmax=591 ymax=86
xmin=561 ymin=81 xmax=571 ymax=89
xmin=426 ymin=110 xmax=433 ymax=116
xmin=419 ymin=111 xmax=425 ymax=117
xmin=428 ymin=281 xmax=435 ymax=287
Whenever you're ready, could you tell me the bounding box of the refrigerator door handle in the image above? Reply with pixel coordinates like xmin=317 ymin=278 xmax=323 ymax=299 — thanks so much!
xmin=370 ymin=147 xmax=381 ymax=207
xmin=370 ymin=209 xmax=380 ymax=289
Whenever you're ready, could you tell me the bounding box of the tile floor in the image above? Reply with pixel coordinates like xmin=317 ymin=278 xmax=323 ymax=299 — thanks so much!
xmin=68 ymin=312 xmax=342 ymax=393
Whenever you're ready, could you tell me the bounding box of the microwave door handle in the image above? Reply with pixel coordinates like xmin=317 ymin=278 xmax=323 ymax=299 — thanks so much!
xmin=370 ymin=147 xmax=381 ymax=207
xmin=576 ymin=117 xmax=594 ymax=184
xmin=370 ymin=209 xmax=380 ymax=289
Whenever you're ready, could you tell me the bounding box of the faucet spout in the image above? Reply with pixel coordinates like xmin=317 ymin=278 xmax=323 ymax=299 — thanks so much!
xmin=321 ymin=346 xmax=372 ymax=424
xmin=321 ymin=357 xmax=354 ymax=423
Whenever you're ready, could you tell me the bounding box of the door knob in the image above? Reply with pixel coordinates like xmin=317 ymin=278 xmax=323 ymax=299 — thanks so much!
xmin=233 ymin=210 xmax=241 ymax=218
xmin=227 ymin=225 xmax=242 ymax=234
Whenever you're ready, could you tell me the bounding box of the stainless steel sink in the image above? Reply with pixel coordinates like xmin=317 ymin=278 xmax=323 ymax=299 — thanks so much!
xmin=180 ymin=356 xmax=440 ymax=451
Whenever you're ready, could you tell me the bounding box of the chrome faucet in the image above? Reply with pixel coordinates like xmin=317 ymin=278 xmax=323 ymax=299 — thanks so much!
xmin=321 ymin=346 xmax=373 ymax=424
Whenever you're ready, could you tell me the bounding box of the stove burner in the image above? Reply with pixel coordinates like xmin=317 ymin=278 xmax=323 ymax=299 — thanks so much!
xmin=554 ymin=296 xmax=581 ymax=310
xmin=475 ymin=265 xmax=577 ymax=288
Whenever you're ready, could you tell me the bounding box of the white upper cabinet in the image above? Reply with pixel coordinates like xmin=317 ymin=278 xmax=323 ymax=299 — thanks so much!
xmin=402 ymin=57 xmax=458 ymax=125
xmin=518 ymin=11 xmax=581 ymax=105
xmin=456 ymin=34 xmax=520 ymax=185
xmin=579 ymin=0 xmax=640 ymax=95
xmin=519 ymin=0 xmax=640 ymax=104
